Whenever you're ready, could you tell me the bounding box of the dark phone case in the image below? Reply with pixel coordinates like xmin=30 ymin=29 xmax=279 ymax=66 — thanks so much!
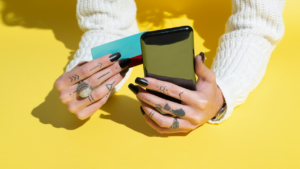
xmin=140 ymin=26 xmax=196 ymax=104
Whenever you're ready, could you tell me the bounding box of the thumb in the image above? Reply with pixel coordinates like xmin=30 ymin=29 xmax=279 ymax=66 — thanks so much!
xmin=195 ymin=52 xmax=215 ymax=83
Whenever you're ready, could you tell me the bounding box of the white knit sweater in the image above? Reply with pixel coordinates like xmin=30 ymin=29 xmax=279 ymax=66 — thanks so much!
xmin=66 ymin=0 xmax=285 ymax=123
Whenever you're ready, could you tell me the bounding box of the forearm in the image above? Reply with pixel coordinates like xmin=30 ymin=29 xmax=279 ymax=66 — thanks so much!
xmin=66 ymin=0 xmax=139 ymax=92
xmin=210 ymin=0 xmax=285 ymax=123
xmin=67 ymin=0 xmax=139 ymax=72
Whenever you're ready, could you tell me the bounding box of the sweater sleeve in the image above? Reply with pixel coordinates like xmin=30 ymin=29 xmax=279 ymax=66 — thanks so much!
xmin=66 ymin=0 xmax=139 ymax=92
xmin=209 ymin=0 xmax=285 ymax=123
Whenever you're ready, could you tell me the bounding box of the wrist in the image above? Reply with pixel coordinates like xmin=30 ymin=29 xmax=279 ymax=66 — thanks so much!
xmin=211 ymin=85 xmax=227 ymax=122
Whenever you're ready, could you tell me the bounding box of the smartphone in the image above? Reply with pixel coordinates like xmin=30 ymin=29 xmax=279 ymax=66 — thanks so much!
xmin=140 ymin=26 xmax=196 ymax=103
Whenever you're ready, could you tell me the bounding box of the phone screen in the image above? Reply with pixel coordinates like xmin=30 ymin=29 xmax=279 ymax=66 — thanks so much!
xmin=140 ymin=26 xmax=196 ymax=103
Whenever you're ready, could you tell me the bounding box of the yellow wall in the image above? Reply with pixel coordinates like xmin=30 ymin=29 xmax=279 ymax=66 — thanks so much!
xmin=0 ymin=0 xmax=299 ymax=168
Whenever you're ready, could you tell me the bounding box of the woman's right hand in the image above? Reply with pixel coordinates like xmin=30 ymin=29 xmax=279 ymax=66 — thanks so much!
xmin=55 ymin=53 xmax=131 ymax=120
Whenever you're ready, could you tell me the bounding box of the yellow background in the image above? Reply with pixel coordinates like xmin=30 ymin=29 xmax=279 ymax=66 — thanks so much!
xmin=0 ymin=0 xmax=299 ymax=168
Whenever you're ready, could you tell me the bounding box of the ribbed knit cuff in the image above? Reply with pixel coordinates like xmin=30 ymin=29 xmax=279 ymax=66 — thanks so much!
xmin=208 ymin=36 xmax=274 ymax=124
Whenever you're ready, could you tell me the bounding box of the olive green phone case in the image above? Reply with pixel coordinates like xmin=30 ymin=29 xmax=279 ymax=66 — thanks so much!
xmin=140 ymin=26 xmax=196 ymax=103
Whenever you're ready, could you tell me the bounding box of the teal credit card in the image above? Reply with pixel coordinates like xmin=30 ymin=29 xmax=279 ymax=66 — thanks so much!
xmin=91 ymin=31 xmax=148 ymax=60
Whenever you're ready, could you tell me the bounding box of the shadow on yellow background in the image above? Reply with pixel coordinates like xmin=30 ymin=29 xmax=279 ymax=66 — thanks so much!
xmin=1 ymin=0 xmax=87 ymax=129
xmin=0 ymin=0 xmax=231 ymax=131
xmin=1 ymin=0 xmax=82 ymax=51
xmin=1 ymin=0 xmax=300 ymax=168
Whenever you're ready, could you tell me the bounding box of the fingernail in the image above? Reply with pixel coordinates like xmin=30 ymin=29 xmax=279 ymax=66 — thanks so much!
xmin=135 ymin=77 xmax=148 ymax=86
xmin=109 ymin=52 xmax=121 ymax=62
xmin=128 ymin=83 xmax=139 ymax=94
xmin=119 ymin=58 xmax=131 ymax=68
xmin=140 ymin=106 xmax=145 ymax=115
xmin=199 ymin=52 xmax=205 ymax=63
xmin=120 ymin=67 xmax=129 ymax=77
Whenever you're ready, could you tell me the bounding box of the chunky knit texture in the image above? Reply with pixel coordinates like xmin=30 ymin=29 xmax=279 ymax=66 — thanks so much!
xmin=67 ymin=0 xmax=285 ymax=123
xmin=209 ymin=0 xmax=285 ymax=123
xmin=66 ymin=0 xmax=139 ymax=92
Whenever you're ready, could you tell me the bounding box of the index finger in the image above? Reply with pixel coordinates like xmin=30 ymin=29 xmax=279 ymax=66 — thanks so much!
xmin=134 ymin=77 xmax=199 ymax=106
xmin=56 ymin=53 xmax=122 ymax=89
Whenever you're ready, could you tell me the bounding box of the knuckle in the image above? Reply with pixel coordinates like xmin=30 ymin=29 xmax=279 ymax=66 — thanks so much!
xmin=166 ymin=84 xmax=176 ymax=95
xmin=67 ymin=104 xmax=78 ymax=113
xmin=158 ymin=119 xmax=167 ymax=128
xmin=190 ymin=124 xmax=199 ymax=130
xmin=88 ymin=75 xmax=97 ymax=85
xmin=80 ymin=67 xmax=90 ymax=77
xmin=210 ymin=71 xmax=216 ymax=82
xmin=191 ymin=114 xmax=203 ymax=124
xmin=93 ymin=90 xmax=104 ymax=99
xmin=55 ymin=78 xmax=64 ymax=91
xmin=196 ymin=99 xmax=209 ymax=109
xmin=111 ymin=64 xmax=118 ymax=73
xmin=59 ymin=95 xmax=68 ymax=104
xmin=76 ymin=113 xmax=88 ymax=120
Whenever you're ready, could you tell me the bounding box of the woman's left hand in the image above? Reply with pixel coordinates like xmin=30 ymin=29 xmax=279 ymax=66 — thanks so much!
xmin=128 ymin=53 xmax=224 ymax=134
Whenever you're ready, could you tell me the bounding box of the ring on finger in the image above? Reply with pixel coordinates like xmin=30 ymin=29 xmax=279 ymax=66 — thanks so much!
xmin=170 ymin=117 xmax=179 ymax=130
xmin=77 ymin=81 xmax=93 ymax=98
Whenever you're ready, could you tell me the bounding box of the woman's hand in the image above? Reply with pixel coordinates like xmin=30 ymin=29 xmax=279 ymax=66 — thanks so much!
xmin=55 ymin=53 xmax=131 ymax=120
xmin=128 ymin=53 xmax=224 ymax=134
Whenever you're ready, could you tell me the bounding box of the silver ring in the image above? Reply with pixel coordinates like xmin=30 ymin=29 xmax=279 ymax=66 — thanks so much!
xmin=76 ymin=81 xmax=93 ymax=98
xmin=170 ymin=117 xmax=179 ymax=130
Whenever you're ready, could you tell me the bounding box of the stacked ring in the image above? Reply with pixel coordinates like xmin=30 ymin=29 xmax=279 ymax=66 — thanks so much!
xmin=76 ymin=81 xmax=93 ymax=98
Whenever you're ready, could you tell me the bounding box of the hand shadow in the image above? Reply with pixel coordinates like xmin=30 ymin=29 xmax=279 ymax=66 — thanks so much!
xmin=4 ymin=0 xmax=231 ymax=131
xmin=100 ymin=95 xmax=190 ymax=137
xmin=31 ymin=85 xmax=89 ymax=130
xmin=136 ymin=0 xmax=232 ymax=68
xmin=1 ymin=0 xmax=87 ymax=129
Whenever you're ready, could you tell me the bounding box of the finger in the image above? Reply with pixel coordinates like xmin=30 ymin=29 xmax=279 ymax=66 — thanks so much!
xmin=75 ymin=91 xmax=112 ymax=120
xmin=195 ymin=53 xmax=215 ymax=83
xmin=55 ymin=53 xmax=122 ymax=90
xmin=66 ymin=60 xmax=130 ymax=95
xmin=144 ymin=114 xmax=190 ymax=134
xmin=67 ymin=73 xmax=123 ymax=114
xmin=58 ymin=56 xmax=130 ymax=103
xmin=135 ymin=77 xmax=199 ymax=106
xmin=129 ymin=84 xmax=202 ymax=123
xmin=58 ymin=67 xmax=129 ymax=105
xmin=85 ymin=59 xmax=131 ymax=88
xmin=141 ymin=102 xmax=197 ymax=130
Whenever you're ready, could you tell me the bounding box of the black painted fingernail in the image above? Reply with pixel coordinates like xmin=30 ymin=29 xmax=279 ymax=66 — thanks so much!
xmin=120 ymin=67 xmax=129 ymax=77
xmin=109 ymin=52 xmax=121 ymax=62
xmin=140 ymin=106 xmax=145 ymax=115
xmin=128 ymin=83 xmax=139 ymax=94
xmin=199 ymin=52 xmax=205 ymax=63
xmin=135 ymin=77 xmax=148 ymax=86
xmin=119 ymin=58 xmax=131 ymax=68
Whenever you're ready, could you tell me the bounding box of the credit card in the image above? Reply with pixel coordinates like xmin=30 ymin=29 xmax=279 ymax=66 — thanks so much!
xmin=91 ymin=31 xmax=148 ymax=67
